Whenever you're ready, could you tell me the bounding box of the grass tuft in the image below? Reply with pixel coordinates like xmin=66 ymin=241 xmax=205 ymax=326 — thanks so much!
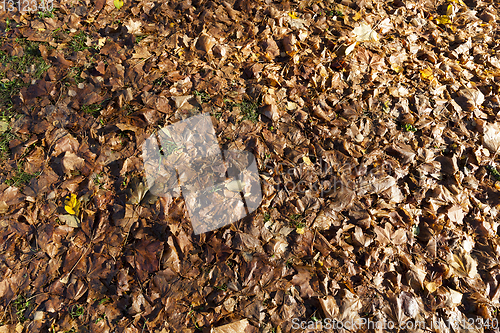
xmin=70 ymin=31 xmax=89 ymax=52
xmin=81 ymin=102 xmax=103 ymax=117
xmin=226 ymin=99 xmax=260 ymax=122
xmin=194 ymin=90 xmax=210 ymax=103
xmin=403 ymin=123 xmax=417 ymax=132
xmin=13 ymin=295 xmax=30 ymax=323
xmin=0 ymin=39 xmax=51 ymax=111
xmin=0 ymin=129 xmax=15 ymax=160
xmin=5 ymin=163 xmax=40 ymax=187
xmin=69 ymin=305 xmax=85 ymax=319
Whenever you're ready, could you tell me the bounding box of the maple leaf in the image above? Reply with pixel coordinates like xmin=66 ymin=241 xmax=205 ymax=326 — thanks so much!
xmin=353 ymin=23 xmax=379 ymax=42
xmin=125 ymin=19 xmax=142 ymax=35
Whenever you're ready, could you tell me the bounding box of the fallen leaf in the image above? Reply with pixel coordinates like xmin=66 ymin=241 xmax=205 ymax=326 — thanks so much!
xmin=420 ymin=67 xmax=434 ymax=81
xmin=353 ymin=23 xmax=379 ymax=42
xmin=225 ymin=179 xmax=245 ymax=192
xmin=345 ymin=42 xmax=357 ymax=55
xmin=127 ymin=178 xmax=148 ymax=204
xmin=62 ymin=152 xmax=85 ymax=174
xmin=483 ymin=122 xmax=500 ymax=154
xmin=449 ymin=247 xmax=478 ymax=279
xmin=436 ymin=15 xmax=451 ymax=25
xmin=0 ymin=121 xmax=8 ymax=133
xmin=114 ymin=0 xmax=123 ymax=9
xmin=125 ymin=19 xmax=142 ymax=35
xmin=59 ymin=214 xmax=81 ymax=228
xmin=64 ymin=194 xmax=80 ymax=215
xmin=211 ymin=319 xmax=252 ymax=333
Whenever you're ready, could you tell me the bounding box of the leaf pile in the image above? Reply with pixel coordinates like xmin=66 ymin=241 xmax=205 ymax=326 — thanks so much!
xmin=1 ymin=0 xmax=500 ymax=332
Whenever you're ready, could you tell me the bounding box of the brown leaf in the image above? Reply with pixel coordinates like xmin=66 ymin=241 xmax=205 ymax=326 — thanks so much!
xmin=449 ymin=247 xmax=478 ymax=279
xmin=196 ymin=33 xmax=216 ymax=54
xmin=62 ymin=151 xmax=85 ymax=174
xmin=291 ymin=266 xmax=318 ymax=298
xmin=211 ymin=319 xmax=253 ymax=333
xmin=319 ymin=296 xmax=339 ymax=318
xmin=134 ymin=240 xmax=163 ymax=281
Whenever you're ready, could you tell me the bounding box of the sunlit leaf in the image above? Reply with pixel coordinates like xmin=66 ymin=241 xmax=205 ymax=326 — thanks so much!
xmin=97 ymin=37 xmax=106 ymax=49
xmin=353 ymin=23 xmax=379 ymax=42
xmin=420 ymin=67 xmax=434 ymax=81
xmin=446 ymin=4 xmax=455 ymax=16
xmin=345 ymin=42 xmax=357 ymax=55
xmin=436 ymin=15 xmax=451 ymax=25
xmin=114 ymin=0 xmax=123 ymax=9
xmin=449 ymin=247 xmax=478 ymax=279
xmin=302 ymin=155 xmax=313 ymax=166
xmin=0 ymin=121 xmax=8 ymax=133
xmin=64 ymin=194 xmax=80 ymax=215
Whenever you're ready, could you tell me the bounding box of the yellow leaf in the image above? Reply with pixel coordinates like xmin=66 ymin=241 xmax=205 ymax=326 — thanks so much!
xmin=436 ymin=15 xmax=451 ymax=25
xmin=420 ymin=67 xmax=434 ymax=81
xmin=391 ymin=64 xmax=403 ymax=73
xmin=0 ymin=120 xmax=8 ymax=133
xmin=425 ymin=281 xmax=439 ymax=293
xmin=114 ymin=0 xmax=123 ymax=9
xmin=296 ymin=227 xmax=305 ymax=234
xmin=352 ymin=11 xmax=362 ymax=21
xmin=303 ymin=155 xmax=313 ymax=166
xmin=64 ymin=194 xmax=81 ymax=216
xmin=97 ymin=37 xmax=106 ymax=48
xmin=288 ymin=12 xmax=298 ymax=19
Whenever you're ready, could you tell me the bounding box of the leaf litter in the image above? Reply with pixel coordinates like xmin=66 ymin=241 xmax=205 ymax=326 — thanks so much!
xmin=0 ymin=0 xmax=500 ymax=332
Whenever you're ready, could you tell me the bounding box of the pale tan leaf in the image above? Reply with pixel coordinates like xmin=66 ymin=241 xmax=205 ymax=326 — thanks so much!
xmin=0 ymin=121 xmax=8 ymax=133
xmin=319 ymin=295 xmax=339 ymax=318
xmin=447 ymin=205 xmax=465 ymax=224
xmin=449 ymin=247 xmax=478 ymax=279
xmin=483 ymin=122 xmax=500 ymax=154
xmin=58 ymin=214 xmax=81 ymax=228
xmin=125 ymin=19 xmax=142 ymax=35
xmin=225 ymin=179 xmax=245 ymax=192
xmin=353 ymin=23 xmax=379 ymax=42
xmin=211 ymin=319 xmax=251 ymax=333
xmin=62 ymin=151 xmax=85 ymax=174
